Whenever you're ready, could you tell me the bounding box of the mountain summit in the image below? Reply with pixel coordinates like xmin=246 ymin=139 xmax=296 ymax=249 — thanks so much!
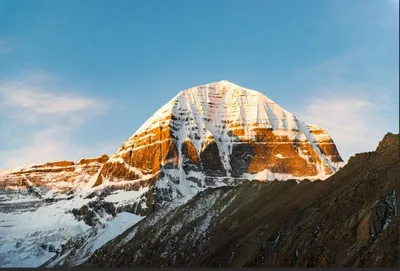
xmin=94 ymin=80 xmax=343 ymax=211
xmin=0 ymin=80 xmax=344 ymax=215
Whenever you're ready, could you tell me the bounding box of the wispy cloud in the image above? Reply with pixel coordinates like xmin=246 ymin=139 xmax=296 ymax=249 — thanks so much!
xmin=0 ymin=127 xmax=119 ymax=169
xmin=1 ymin=84 xmax=100 ymax=114
xmin=296 ymin=88 xmax=395 ymax=161
xmin=293 ymin=47 xmax=398 ymax=161
xmin=0 ymin=70 xmax=117 ymax=168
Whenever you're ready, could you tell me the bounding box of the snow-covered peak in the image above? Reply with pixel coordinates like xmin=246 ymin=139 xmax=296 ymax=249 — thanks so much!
xmin=107 ymin=80 xmax=343 ymax=188
xmin=132 ymin=80 xmax=297 ymax=139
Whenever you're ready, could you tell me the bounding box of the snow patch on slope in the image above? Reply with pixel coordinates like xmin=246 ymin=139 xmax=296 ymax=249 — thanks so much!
xmin=46 ymin=212 xmax=143 ymax=267
xmin=0 ymin=195 xmax=91 ymax=267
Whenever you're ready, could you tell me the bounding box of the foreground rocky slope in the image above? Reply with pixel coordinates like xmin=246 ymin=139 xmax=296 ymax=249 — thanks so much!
xmin=77 ymin=133 xmax=398 ymax=268
xmin=0 ymin=80 xmax=343 ymax=267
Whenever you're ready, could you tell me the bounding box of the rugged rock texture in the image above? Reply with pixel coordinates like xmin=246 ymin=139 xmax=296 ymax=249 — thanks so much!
xmin=0 ymin=81 xmax=343 ymax=218
xmin=93 ymin=80 xmax=343 ymax=213
xmin=80 ymin=133 xmax=399 ymax=268
xmin=0 ymin=154 xmax=109 ymax=193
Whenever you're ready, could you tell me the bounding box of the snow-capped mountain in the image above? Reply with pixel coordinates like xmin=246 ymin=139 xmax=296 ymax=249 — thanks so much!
xmin=95 ymin=80 xmax=343 ymax=209
xmin=0 ymin=80 xmax=344 ymax=267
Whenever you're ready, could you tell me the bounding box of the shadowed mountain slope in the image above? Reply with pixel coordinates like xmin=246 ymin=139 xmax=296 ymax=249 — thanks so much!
xmin=79 ymin=133 xmax=398 ymax=268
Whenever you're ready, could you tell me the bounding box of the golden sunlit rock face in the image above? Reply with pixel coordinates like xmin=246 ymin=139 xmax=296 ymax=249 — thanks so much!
xmin=93 ymin=81 xmax=344 ymax=211
xmin=0 ymin=81 xmax=344 ymax=214
xmin=99 ymin=124 xmax=340 ymax=184
xmin=0 ymin=155 xmax=109 ymax=192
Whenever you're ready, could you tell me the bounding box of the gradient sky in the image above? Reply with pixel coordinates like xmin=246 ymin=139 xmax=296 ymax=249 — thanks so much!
xmin=0 ymin=0 xmax=398 ymax=168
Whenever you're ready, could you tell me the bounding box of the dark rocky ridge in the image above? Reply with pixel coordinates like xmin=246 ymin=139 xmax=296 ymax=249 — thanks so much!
xmin=77 ymin=133 xmax=399 ymax=268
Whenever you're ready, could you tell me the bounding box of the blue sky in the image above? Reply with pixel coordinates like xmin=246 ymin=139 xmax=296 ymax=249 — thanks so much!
xmin=0 ymin=0 xmax=398 ymax=168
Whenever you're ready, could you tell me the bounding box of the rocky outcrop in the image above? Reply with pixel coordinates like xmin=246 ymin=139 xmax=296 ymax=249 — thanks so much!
xmin=81 ymin=133 xmax=399 ymax=268
xmin=0 ymin=155 xmax=109 ymax=193
xmin=92 ymin=80 xmax=343 ymax=213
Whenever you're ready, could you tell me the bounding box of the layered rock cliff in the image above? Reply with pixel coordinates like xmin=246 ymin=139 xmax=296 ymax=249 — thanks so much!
xmin=92 ymin=80 xmax=343 ymax=212
xmin=0 ymin=155 xmax=109 ymax=193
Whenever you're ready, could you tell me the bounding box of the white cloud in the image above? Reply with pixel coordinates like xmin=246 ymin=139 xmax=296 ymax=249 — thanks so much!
xmin=290 ymin=44 xmax=398 ymax=162
xmin=0 ymin=70 xmax=117 ymax=168
xmin=0 ymin=127 xmax=76 ymax=168
xmin=0 ymin=69 xmax=104 ymax=117
xmin=296 ymin=90 xmax=394 ymax=162
xmin=1 ymin=83 xmax=100 ymax=114
xmin=0 ymin=127 xmax=120 ymax=168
